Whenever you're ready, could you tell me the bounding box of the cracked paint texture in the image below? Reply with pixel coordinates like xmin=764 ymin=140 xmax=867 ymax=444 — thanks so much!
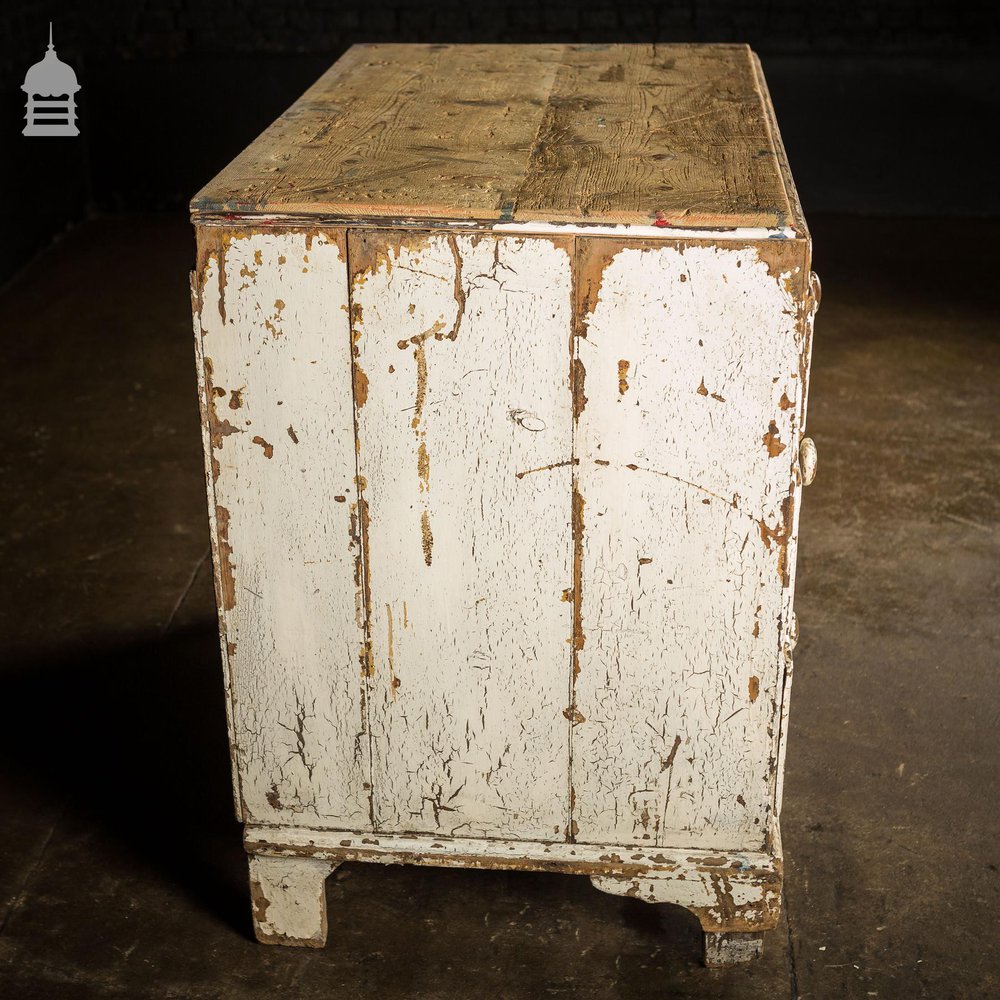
xmin=571 ymin=240 xmax=807 ymax=850
xmin=350 ymin=231 xmax=575 ymax=838
xmin=196 ymin=230 xmax=371 ymax=828
xmin=195 ymin=227 xmax=810 ymax=862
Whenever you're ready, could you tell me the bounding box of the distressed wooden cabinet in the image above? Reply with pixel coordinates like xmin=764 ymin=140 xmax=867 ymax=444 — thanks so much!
xmin=190 ymin=43 xmax=819 ymax=967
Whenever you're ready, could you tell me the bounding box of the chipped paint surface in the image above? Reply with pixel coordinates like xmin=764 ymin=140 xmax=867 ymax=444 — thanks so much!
xmin=193 ymin=224 xmax=815 ymax=951
xmin=349 ymin=231 xmax=575 ymax=838
xmin=245 ymin=824 xmax=782 ymax=933
xmin=195 ymin=230 xmax=371 ymax=828
xmin=248 ymin=854 xmax=338 ymax=946
xmin=571 ymin=240 xmax=808 ymax=851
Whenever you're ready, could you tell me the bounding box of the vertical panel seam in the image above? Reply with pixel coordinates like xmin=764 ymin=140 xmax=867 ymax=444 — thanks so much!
xmin=344 ymin=228 xmax=378 ymax=833
xmin=566 ymin=234 xmax=581 ymax=844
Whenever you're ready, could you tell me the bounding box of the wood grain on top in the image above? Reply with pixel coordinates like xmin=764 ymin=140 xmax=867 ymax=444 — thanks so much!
xmin=191 ymin=43 xmax=803 ymax=231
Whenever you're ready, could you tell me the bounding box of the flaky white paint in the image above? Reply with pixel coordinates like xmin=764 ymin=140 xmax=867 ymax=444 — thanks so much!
xmin=351 ymin=232 xmax=575 ymax=838
xmin=197 ymin=231 xmax=371 ymax=829
xmin=193 ymin=227 xmax=814 ymax=961
xmin=573 ymin=243 xmax=805 ymax=850
xmin=245 ymin=823 xmax=781 ymax=934
xmin=249 ymin=854 xmax=338 ymax=946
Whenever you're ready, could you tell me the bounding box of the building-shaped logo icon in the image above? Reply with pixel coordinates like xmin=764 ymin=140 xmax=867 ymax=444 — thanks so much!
xmin=22 ymin=24 xmax=80 ymax=137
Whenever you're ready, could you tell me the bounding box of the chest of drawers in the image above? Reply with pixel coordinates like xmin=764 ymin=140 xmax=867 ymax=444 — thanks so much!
xmin=190 ymin=42 xmax=818 ymax=966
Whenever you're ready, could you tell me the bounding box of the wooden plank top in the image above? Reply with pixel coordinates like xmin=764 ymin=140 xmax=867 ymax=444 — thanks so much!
xmin=191 ymin=43 xmax=805 ymax=234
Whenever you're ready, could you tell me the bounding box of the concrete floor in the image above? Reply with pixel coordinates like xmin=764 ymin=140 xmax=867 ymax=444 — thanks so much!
xmin=0 ymin=214 xmax=997 ymax=998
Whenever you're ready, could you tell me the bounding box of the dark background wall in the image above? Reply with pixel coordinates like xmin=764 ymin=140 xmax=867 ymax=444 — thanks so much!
xmin=2 ymin=0 xmax=997 ymax=284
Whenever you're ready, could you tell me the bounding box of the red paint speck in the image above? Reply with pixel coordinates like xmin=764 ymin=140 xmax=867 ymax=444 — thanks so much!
xmin=653 ymin=212 xmax=671 ymax=228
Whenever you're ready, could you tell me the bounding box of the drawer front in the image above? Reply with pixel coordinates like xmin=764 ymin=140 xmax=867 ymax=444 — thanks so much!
xmin=570 ymin=238 xmax=811 ymax=850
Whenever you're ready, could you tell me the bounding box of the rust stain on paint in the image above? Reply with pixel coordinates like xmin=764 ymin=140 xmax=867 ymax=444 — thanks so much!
xmin=215 ymin=505 xmax=236 ymax=611
xmin=572 ymin=357 xmax=588 ymax=418
xmin=697 ymin=377 xmax=724 ymax=402
xmin=252 ymin=435 xmax=274 ymax=459
xmin=229 ymin=388 xmax=243 ymax=410
xmin=412 ymin=341 xmax=428 ymax=430
xmin=638 ymin=557 xmax=653 ymax=565
xmin=445 ymin=233 xmax=466 ymax=340
xmin=618 ymin=359 xmax=630 ymax=395
xmin=515 ymin=458 xmax=577 ymax=480
xmin=763 ymin=420 xmax=786 ymax=457
xmin=563 ymin=707 xmax=586 ymax=725
xmin=749 ymin=676 xmax=760 ymax=703
xmin=286 ymin=425 xmax=299 ymax=444
xmin=420 ymin=510 xmax=434 ymax=566
xmin=758 ymin=494 xmax=795 ymax=586
xmin=202 ymin=358 xmax=243 ymax=480
xmin=351 ymin=230 xmax=433 ymax=289
xmin=349 ymin=491 xmax=375 ymax=677
xmin=417 ymin=440 xmax=430 ymax=491
xmin=778 ymin=391 xmax=794 ymax=410
xmin=353 ymin=362 xmax=369 ymax=409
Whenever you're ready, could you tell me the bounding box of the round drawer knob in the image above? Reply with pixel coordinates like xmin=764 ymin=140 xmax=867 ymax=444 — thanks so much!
xmin=799 ymin=437 xmax=818 ymax=486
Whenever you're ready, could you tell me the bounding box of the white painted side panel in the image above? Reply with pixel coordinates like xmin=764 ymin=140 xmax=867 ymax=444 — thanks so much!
xmin=351 ymin=232 xmax=574 ymax=838
xmin=572 ymin=241 xmax=805 ymax=850
xmin=196 ymin=231 xmax=371 ymax=829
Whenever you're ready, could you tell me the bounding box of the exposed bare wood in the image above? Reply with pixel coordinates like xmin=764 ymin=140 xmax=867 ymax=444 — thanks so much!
xmin=191 ymin=44 xmax=802 ymax=232
xmin=248 ymin=854 xmax=339 ymax=947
